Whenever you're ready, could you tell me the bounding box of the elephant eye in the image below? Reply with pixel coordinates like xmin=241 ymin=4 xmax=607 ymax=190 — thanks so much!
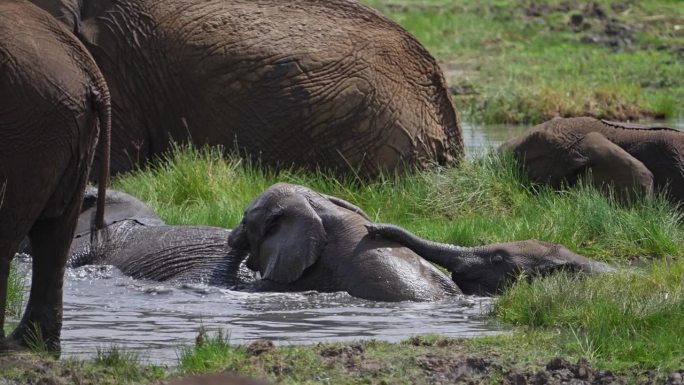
xmin=263 ymin=213 xmax=283 ymax=236
xmin=492 ymin=255 xmax=504 ymax=264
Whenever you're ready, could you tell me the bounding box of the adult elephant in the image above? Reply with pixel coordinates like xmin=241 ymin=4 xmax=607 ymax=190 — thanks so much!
xmin=31 ymin=0 xmax=463 ymax=178
xmin=365 ymin=223 xmax=614 ymax=296
xmin=228 ymin=183 xmax=460 ymax=301
xmin=65 ymin=188 xmax=252 ymax=287
xmin=0 ymin=0 xmax=110 ymax=352
xmin=500 ymin=117 xmax=684 ymax=203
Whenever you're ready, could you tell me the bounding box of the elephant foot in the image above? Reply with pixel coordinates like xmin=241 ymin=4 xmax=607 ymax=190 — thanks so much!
xmin=0 ymin=335 xmax=30 ymax=354
xmin=9 ymin=321 xmax=61 ymax=355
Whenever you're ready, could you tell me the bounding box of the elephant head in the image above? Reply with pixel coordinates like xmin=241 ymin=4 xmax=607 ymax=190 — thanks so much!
xmin=366 ymin=223 xmax=614 ymax=296
xmin=229 ymin=183 xmax=458 ymax=301
xmin=228 ymin=184 xmax=327 ymax=284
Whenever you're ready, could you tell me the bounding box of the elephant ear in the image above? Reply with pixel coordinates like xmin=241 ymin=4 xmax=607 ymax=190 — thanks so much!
xmin=259 ymin=196 xmax=327 ymax=283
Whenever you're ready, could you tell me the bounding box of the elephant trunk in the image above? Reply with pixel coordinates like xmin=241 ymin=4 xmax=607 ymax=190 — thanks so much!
xmin=365 ymin=223 xmax=472 ymax=271
xmin=227 ymin=222 xmax=249 ymax=250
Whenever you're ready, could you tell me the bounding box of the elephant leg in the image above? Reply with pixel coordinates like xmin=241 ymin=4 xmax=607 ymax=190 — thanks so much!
xmin=10 ymin=203 xmax=81 ymax=352
xmin=578 ymin=132 xmax=654 ymax=201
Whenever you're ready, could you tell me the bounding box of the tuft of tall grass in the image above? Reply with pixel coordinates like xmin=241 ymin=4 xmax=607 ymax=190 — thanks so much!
xmin=92 ymin=345 xmax=165 ymax=381
xmin=177 ymin=329 xmax=248 ymax=374
xmin=94 ymin=345 xmax=141 ymax=368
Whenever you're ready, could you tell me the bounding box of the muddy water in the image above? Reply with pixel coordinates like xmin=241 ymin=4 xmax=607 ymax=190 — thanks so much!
xmin=50 ymin=265 xmax=499 ymax=364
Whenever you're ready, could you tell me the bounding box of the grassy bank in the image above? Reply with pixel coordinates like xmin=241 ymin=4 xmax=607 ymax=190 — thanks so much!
xmin=362 ymin=0 xmax=684 ymax=123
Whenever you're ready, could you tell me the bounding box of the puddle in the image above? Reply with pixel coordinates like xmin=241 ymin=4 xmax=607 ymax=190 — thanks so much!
xmin=50 ymin=265 xmax=502 ymax=364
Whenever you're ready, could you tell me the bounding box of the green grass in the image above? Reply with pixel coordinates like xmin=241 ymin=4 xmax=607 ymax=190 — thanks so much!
xmin=6 ymin=260 xmax=26 ymax=318
xmin=361 ymin=0 xmax=684 ymax=123
xmin=115 ymin=145 xmax=683 ymax=262
xmin=178 ymin=329 xmax=248 ymax=374
xmin=496 ymin=262 xmax=684 ymax=370
xmin=3 ymin=260 xmax=27 ymax=335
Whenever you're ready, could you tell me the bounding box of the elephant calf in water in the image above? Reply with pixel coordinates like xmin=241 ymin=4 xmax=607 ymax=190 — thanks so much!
xmin=63 ymin=188 xmax=252 ymax=287
xmin=500 ymin=117 xmax=684 ymax=204
xmin=365 ymin=224 xmax=614 ymax=296
xmin=228 ymin=183 xmax=460 ymax=302
xmin=57 ymin=186 xmax=460 ymax=302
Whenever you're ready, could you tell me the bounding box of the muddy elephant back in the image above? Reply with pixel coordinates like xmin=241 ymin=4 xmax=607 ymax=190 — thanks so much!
xmin=135 ymin=0 xmax=462 ymax=177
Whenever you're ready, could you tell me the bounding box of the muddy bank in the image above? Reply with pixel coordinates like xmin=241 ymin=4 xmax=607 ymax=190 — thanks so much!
xmin=2 ymin=338 xmax=682 ymax=385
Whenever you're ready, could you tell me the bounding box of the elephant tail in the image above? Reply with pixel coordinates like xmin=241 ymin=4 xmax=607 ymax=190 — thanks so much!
xmin=93 ymin=83 xmax=111 ymax=231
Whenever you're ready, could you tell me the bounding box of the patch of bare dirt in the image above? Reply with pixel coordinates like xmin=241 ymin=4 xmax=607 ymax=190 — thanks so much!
xmin=246 ymin=340 xmax=275 ymax=357
xmin=504 ymin=357 xmax=625 ymax=385
xmin=319 ymin=343 xmax=364 ymax=369
xmin=417 ymin=353 xmax=500 ymax=384
xmin=163 ymin=373 xmax=270 ymax=385
xmin=522 ymin=1 xmax=682 ymax=52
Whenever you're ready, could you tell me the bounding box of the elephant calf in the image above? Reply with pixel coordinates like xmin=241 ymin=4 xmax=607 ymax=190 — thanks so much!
xmin=366 ymin=223 xmax=614 ymax=296
xmin=228 ymin=183 xmax=460 ymax=302
xmin=63 ymin=188 xmax=252 ymax=287
xmin=500 ymin=117 xmax=684 ymax=204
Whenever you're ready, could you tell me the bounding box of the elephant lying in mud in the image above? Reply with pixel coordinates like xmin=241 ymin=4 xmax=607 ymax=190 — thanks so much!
xmin=500 ymin=117 xmax=684 ymax=204
xmin=1 ymin=0 xmax=110 ymax=352
xmin=32 ymin=0 xmax=463 ymax=178
xmin=228 ymin=183 xmax=460 ymax=301
xmin=63 ymin=188 xmax=253 ymax=287
xmin=366 ymin=224 xmax=614 ymax=296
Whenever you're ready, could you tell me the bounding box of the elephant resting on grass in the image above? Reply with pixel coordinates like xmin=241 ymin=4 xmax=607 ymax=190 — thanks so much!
xmin=64 ymin=188 xmax=253 ymax=287
xmin=32 ymin=0 xmax=463 ymax=178
xmin=1 ymin=0 xmax=110 ymax=352
xmin=228 ymin=183 xmax=461 ymax=302
xmin=500 ymin=117 xmax=684 ymax=204
xmin=366 ymin=224 xmax=614 ymax=296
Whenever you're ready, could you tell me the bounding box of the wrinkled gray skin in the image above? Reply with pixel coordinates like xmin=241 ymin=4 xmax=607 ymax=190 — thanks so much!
xmin=228 ymin=183 xmax=460 ymax=302
xmin=0 ymin=0 xmax=110 ymax=353
xmin=64 ymin=188 xmax=252 ymax=287
xmin=365 ymin=223 xmax=614 ymax=296
xmin=500 ymin=117 xmax=684 ymax=204
xmin=30 ymin=0 xmax=463 ymax=179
